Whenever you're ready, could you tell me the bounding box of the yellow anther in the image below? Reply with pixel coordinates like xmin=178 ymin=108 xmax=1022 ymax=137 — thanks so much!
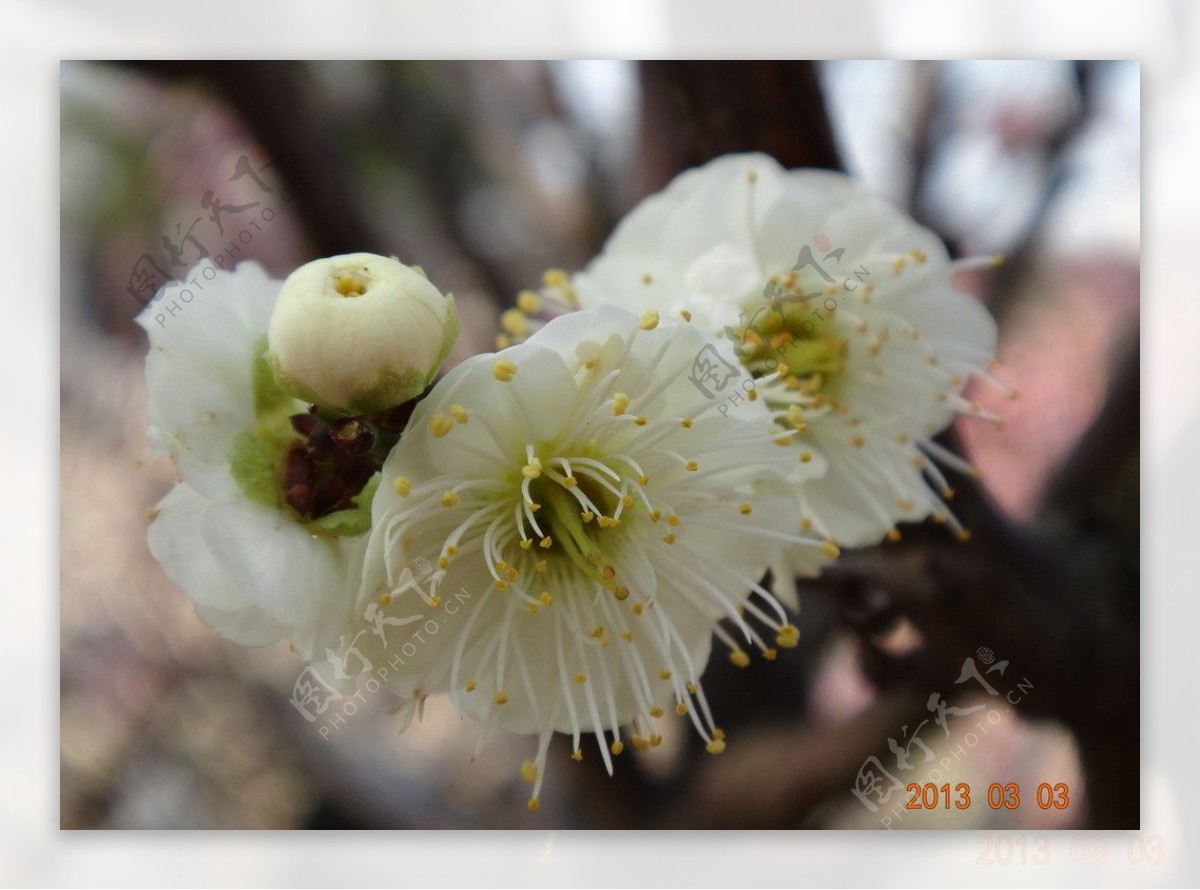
xmin=649 ymin=509 xmax=662 ymax=522
xmin=662 ymin=533 xmax=676 ymax=545
xmin=450 ymin=404 xmax=469 ymax=424
xmin=801 ymin=518 xmax=813 ymax=531
xmin=571 ymin=749 xmax=583 ymax=762
xmin=493 ymin=358 xmax=517 ymax=381
xmin=886 ymin=528 xmax=901 ymax=542
xmin=543 ymin=268 xmax=569 ymax=288
xmin=540 ymin=591 xmax=553 ymax=605
xmin=667 ymin=514 xmax=679 ymax=526
xmin=495 ymin=560 xmax=507 ymax=571
xmin=429 ymin=413 xmax=453 ymax=438
xmin=911 ymin=248 xmax=927 ymax=264
xmin=536 ymin=559 xmax=548 ymax=572
xmin=563 ymin=475 xmax=578 ymax=488
xmin=684 ymin=460 xmax=698 ymax=471
xmin=799 ymin=451 xmax=813 ymax=463
xmin=620 ymin=494 xmax=634 ymax=508
xmin=957 ymin=529 xmax=973 ymax=543
xmin=334 ymin=273 xmax=366 ymax=296
xmin=633 ymin=603 xmax=645 ymax=616
xmin=788 ymin=405 xmax=806 ymax=430
xmin=776 ymin=624 xmax=801 ymax=649
xmin=519 ymin=539 xmax=533 ymax=551
xmin=495 ymin=333 xmax=511 ymax=349
xmin=441 ymin=490 xmax=460 ymax=508
xmin=649 ymin=734 xmax=663 ymax=748
xmin=748 ymin=388 xmax=758 ymax=402
xmin=641 ymin=273 xmax=653 ymax=285
xmin=680 ymin=309 xmax=692 ymax=321
xmin=446 ymin=545 xmax=458 ymax=556
xmin=686 ymin=683 xmax=698 ymax=694
xmin=774 ymin=436 xmax=792 ymax=447
xmin=602 ymin=565 xmax=616 ymax=579
xmin=639 ymin=310 xmax=660 ymax=331
xmin=658 ymin=669 xmax=672 ymax=681
xmin=611 ymin=392 xmax=630 ymax=415
xmin=526 ymin=604 xmax=539 ymax=614
xmin=898 ymin=499 xmax=914 ymax=511
xmin=517 ymin=289 xmax=540 ymax=314
xmin=379 ymin=592 xmax=393 ymax=606
xmin=613 ymin=586 xmax=629 ymax=601
xmin=851 ymin=436 xmax=865 ymax=449
xmin=437 ymin=556 xmax=450 ymax=569
xmin=501 ymin=308 xmax=529 ymax=337
xmin=610 ymin=740 xmax=624 ymax=756
xmin=762 ymin=648 xmax=778 ymax=661
xmin=634 ymin=416 xmax=648 ymax=426
xmin=494 ymin=692 xmax=509 ymax=705
xmin=494 ymin=579 xmax=508 ymax=590
xmin=622 ymin=631 xmax=634 ymax=642
xmin=706 ymin=738 xmax=726 ymax=755
xmin=428 ymin=596 xmax=442 ymax=608
xmin=392 ymin=476 xmax=412 ymax=497
xmin=144 ymin=505 xmax=160 ymax=520
xmin=729 ymin=650 xmax=751 ymax=668
xmin=574 ymin=673 xmax=587 ymax=684
xmin=737 ymin=503 xmax=753 ymax=516
xmin=597 ymin=515 xmax=620 ymax=528
xmin=527 ymin=798 xmax=540 ymax=812
xmin=539 ymin=536 xmax=553 ymax=549
xmin=523 ymin=457 xmax=542 ymax=479
xmin=821 ymin=540 xmax=840 ymax=559
xmin=520 ymin=760 xmax=537 ymax=784
xmin=679 ymin=417 xmax=693 ymax=429
xmin=676 ymin=703 xmax=689 ymax=716
xmin=506 ymin=567 xmax=519 ymax=581
xmin=581 ymin=511 xmax=594 ymax=523
xmin=631 ymin=736 xmax=649 ymax=751
xmin=465 ymin=680 xmax=476 ymax=692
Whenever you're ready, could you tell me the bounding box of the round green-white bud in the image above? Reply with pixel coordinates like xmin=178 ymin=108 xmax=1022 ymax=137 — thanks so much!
xmin=266 ymin=253 xmax=459 ymax=415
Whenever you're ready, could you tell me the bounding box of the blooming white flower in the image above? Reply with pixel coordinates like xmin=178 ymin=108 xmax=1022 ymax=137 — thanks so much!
xmin=268 ymin=253 xmax=459 ymax=415
xmin=140 ymin=259 xmax=372 ymax=660
xmin=354 ymin=305 xmax=828 ymax=809
xmin=572 ymin=153 xmax=1005 ymax=548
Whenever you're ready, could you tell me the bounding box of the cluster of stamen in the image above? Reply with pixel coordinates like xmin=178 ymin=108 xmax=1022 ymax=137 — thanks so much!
xmin=379 ymin=317 xmax=822 ymax=811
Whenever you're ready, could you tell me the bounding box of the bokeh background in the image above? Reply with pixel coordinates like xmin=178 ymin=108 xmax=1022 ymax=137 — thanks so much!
xmin=60 ymin=60 xmax=1139 ymax=829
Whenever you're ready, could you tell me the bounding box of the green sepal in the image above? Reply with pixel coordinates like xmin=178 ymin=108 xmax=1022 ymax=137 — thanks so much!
xmin=305 ymin=473 xmax=380 ymax=537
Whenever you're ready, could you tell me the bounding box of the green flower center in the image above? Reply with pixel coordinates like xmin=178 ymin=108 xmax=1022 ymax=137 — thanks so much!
xmin=733 ymin=299 xmax=848 ymax=407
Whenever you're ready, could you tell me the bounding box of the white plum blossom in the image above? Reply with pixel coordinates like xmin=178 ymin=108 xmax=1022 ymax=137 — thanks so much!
xmin=571 ymin=152 xmax=1006 ymax=549
xmin=140 ymin=259 xmax=377 ymax=660
xmin=354 ymin=305 xmax=830 ymax=809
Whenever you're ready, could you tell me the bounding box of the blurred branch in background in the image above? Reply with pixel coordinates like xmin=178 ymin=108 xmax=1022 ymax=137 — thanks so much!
xmin=121 ymin=61 xmax=390 ymax=258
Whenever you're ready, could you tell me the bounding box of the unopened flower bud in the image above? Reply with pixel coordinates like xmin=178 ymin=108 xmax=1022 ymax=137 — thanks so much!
xmin=267 ymin=253 xmax=459 ymax=415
